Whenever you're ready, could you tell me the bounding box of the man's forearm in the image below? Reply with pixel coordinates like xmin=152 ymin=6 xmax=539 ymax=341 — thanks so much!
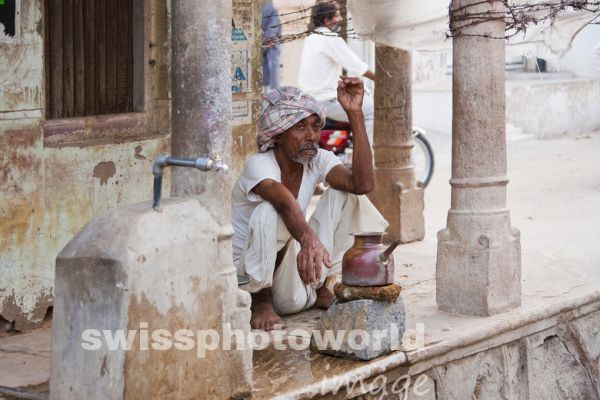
xmin=348 ymin=110 xmax=374 ymax=193
xmin=253 ymin=179 xmax=320 ymax=248
xmin=273 ymin=198 xmax=318 ymax=247
xmin=270 ymin=192 xmax=329 ymax=284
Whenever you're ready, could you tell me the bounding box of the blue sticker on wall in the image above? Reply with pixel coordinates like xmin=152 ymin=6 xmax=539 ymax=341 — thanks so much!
xmin=232 ymin=28 xmax=247 ymax=41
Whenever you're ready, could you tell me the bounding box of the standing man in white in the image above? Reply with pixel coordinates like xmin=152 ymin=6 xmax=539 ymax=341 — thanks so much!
xmin=298 ymin=0 xmax=376 ymax=142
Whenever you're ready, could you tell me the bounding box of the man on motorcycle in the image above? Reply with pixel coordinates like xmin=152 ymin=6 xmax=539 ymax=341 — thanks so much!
xmin=232 ymin=80 xmax=387 ymax=330
xmin=298 ymin=0 xmax=375 ymax=142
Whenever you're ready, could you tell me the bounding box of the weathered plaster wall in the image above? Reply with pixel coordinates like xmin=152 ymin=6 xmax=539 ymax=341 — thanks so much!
xmin=0 ymin=0 xmax=172 ymax=330
xmin=1 ymin=0 xmax=49 ymax=330
xmin=506 ymin=78 xmax=600 ymax=139
xmin=231 ymin=0 xmax=264 ymax=175
xmin=413 ymin=77 xmax=600 ymax=139
xmin=2 ymin=0 xmax=263 ymax=330
xmin=0 ymin=1 xmax=43 ymax=111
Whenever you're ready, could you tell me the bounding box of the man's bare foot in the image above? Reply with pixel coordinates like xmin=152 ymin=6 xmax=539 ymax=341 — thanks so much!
xmin=313 ymin=285 xmax=336 ymax=309
xmin=251 ymin=289 xmax=285 ymax=331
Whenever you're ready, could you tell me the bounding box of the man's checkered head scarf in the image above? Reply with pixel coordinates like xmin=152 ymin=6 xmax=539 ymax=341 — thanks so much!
xmin=257 ymin=86 xmax=326 ymax=152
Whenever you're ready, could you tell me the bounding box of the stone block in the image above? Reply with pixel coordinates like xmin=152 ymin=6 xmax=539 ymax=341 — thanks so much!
xmin=310 ymin=298 xmax=405 ymax=361
xmin=49 ymin=199 xmax=252 ymax=400
xmin=369 ymin=175 xmax=425 ymax=244
xmin=399 ymin=187 xmax=426 ymax=243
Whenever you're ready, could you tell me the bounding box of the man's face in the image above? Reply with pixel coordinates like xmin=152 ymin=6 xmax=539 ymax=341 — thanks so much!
xmin=325 ymin=8 xmax=343 ymax=33
xmin=277 ymin=114 xmax=321 ymax=163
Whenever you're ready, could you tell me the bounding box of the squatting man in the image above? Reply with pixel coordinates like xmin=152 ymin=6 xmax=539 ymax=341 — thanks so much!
xmin=232 ymin=78 xmax=388 ymax=330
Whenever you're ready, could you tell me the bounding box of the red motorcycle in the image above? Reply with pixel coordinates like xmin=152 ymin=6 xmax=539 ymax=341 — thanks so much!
xmin=319 ymin=119 xmax=434 ymax=187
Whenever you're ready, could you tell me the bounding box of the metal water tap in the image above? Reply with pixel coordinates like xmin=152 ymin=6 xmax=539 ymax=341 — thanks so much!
xmin=152 ymin=155 xmax=229 ymax=209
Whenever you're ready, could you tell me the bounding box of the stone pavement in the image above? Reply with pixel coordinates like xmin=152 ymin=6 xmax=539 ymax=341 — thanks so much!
xmin=0 ymin=328 xmax=50 ymax=397
xmin=1 ymin=131 xmax=599 ymax=398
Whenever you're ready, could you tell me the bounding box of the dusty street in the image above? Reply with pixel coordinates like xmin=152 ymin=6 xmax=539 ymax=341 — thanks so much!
xmin=385 ymin=129 xmax=600 ymax=355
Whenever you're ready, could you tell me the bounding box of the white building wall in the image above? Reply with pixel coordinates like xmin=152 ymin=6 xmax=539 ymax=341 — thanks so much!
xmin=555 ymin=24 xmax=600 ymax=77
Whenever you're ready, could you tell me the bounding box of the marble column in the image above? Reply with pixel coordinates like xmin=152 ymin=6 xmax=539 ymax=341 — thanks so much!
xmin=436 ymin=0 xmax=521 ymax=316
xmin=368 ymin=45 xmax=425 ymax=243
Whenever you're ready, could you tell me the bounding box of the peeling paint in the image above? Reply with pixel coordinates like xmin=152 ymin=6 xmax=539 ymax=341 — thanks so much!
xmin=0 ymin=0 xmax=43 ymax=111
xmin=1 ymin=290 xmax=53 ymax=331
xmin=134 ymin=145 xmax=146 ymax=160
xmin=93 ymin=161 xmax=117 ymax=185
xmin=0 ymin=0 xmax=263 ymax=329
xmin=1 ymin=136 xmax=171 ymax=328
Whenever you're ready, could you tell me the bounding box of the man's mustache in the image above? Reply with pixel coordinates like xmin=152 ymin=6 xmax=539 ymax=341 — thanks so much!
xmin=299 ymin=142 xmax=318 ymax=152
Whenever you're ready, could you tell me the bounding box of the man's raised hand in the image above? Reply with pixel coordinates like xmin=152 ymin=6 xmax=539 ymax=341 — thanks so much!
xmin=337 ymin=76 xmax=364 ymax=113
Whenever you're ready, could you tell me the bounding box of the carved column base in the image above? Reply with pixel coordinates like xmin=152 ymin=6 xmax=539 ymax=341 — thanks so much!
xmin=436 ymin=212 xmax=521 ymax=316
xmin=369 ymin=173 xmax=425 ymax=243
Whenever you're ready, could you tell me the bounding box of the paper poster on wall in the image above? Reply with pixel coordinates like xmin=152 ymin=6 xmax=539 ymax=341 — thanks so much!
xmin=232 ymin=100 xmax=251 ymax=125
xmin=232 ymin=50 xmax=251 ymax=94
xmin=231 ymin=0 xmax=253 ymax=93
xmin=232 ymin=0 xmax=253 ymax=50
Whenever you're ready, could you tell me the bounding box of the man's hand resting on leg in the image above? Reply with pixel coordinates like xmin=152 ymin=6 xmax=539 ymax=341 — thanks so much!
xmin=298 ymin=231 xmax=332 ymax=285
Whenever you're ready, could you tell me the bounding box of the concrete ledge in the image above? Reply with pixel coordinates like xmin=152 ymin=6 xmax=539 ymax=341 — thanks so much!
xmin=413 ymin=77 xmax=600 ymax=138
xmin=43 ymin=112 xmax=168 ymax=148
xmin=404 ymin=290 xmax=600 ymax=374
xmin=251 ymin=286 xmax=600 ymax=399
xmin=506 ymin=78 xmax=600 ymax=138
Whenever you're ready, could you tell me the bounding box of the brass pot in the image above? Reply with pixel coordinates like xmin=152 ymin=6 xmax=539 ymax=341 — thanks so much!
xmin=341 ymin=232 xmax=399 ymax=287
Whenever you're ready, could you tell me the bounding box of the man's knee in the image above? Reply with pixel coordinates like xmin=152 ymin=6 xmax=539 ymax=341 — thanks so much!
xmin=249 ymin=202 xmax=290 ymax=241
xmin=317 ymin=188 xmax=356 ymax=208
xmin=273 ymin=289 xmax=310 ymax=315
xmin=249 ymin=201 xmax=278 ymax=223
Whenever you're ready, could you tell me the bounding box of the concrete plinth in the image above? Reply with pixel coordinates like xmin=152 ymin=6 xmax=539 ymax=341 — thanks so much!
xmin=49 ymin=199 xmax=252 ymax=400
xmin=310 ymin=298 xmax=406 ymax=361
xmin=437 ymin=221 xmax=521 ymax=315
xmin=436 ymin=0 xmax=521 ymax=316
xmin=368 ymin=46 xmax=424 ymax=243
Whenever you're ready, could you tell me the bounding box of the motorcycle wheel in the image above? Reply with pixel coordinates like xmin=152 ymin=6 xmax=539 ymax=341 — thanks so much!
xmin=412 ymin=131 xmax=434 ymax=188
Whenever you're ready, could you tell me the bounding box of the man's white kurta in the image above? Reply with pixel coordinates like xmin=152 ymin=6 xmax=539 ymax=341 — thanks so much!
xmin=231 ymin=148 xmax=341 ymax=264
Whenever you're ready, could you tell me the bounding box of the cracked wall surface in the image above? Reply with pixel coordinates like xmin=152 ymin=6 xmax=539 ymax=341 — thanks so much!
xmin=0 ymin=0 xmax=172 ymax=330
xmin=1 ymin=0 xmax=263 ymax=331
